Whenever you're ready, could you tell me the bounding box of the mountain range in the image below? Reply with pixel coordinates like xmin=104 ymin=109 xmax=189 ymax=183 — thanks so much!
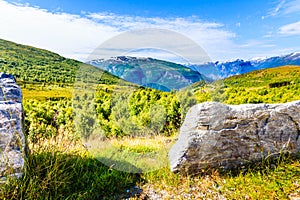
xmin=185 ymin=52 xmax=300 ymax=80
xmin=87 ymin=56 xmax=208 ymax=92
xmin=88 ymin=52 xmax=300 ymax=91
xmin=1 ymin=37 xmax=299 ymax=92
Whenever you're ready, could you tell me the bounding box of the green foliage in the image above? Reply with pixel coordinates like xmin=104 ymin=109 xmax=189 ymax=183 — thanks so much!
xmin=176 ymin=90 xmax=197 ymax=117
xmin=22 ymin=84 xmax=193 ymax=141
xmin=224 ymin=66 xmax=300 ymax=104
xmin=23 ymin=99 xmax=74 ymax=143
xmin=74 ymin=86 xmax=184 ymax=138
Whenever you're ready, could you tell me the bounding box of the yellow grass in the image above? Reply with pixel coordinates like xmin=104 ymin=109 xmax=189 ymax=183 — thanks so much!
xmin=21 ymin=83 xmax=73 ymax=100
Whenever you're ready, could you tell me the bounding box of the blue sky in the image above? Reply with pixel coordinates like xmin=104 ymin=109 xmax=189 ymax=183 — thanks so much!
xmin=0 ymin=0 xmax=300 ymax=63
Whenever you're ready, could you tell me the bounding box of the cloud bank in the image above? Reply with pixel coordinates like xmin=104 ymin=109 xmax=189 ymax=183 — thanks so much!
xmin=0 ymin=0 xmax=236 ymax=62
xmin=0 ymin=0 xmax=298 ymax=62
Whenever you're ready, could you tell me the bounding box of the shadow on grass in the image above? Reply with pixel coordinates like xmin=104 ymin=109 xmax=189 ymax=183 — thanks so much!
xmin=187 ymin=152 xmax=300 ymax=178
xmin=96 ymin=156 xmax=143 ymax=174
xmin=0 ymin=150 xmax=142 ymax=200
xmin=221 ymin=153 xmax=300 ymax=177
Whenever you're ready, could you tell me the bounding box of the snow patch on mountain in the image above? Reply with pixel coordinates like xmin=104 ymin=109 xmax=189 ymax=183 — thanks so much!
xmin=184 ymin=52 xmax=300 ymax=80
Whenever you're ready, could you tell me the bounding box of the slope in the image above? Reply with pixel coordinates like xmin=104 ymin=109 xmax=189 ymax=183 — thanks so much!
xmin=0 ymin=38 xmax=125 ymax=85
xmin=223 ymin=65 xmax=300 ymax=88
xmin=193 ymin=65 xmax=300 ymax=104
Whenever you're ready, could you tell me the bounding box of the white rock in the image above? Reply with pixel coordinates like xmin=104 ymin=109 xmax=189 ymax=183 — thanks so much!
xmin=0 ymin=73 xmax=26 ymax=181
xmin=169 ymin=101 xmax=300 ymax=173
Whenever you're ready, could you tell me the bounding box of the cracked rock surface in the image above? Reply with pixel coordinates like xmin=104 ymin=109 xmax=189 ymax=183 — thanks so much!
xmin=169 ymin=101 xmax=300 ymax=173
xmin=0 ymin=73 xmax=26 ymax=181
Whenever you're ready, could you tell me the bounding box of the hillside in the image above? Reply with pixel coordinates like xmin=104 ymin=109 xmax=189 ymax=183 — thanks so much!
xmin=88 ymin=56 xmax=209 ymax=91
xmin=193 ymin=65 xmax=300 ymax=104
xmin=224 ymin=65 xmax=300 ymax=87
xmin=0 ymin=38 xmax=124 ymax=85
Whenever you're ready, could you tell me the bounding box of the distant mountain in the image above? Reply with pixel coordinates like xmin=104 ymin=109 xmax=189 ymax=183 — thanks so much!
xmin=88 ymin=56 xmax=209 ymax=91
xmin=186 ymin=52 xmax=300 ymax=80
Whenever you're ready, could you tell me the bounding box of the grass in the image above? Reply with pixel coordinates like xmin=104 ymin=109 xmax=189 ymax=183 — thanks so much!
xmin=20 ymin=83 xmax=73 ymax=100
xmin=85 ymin=136 xmax=176 ymax=173
xmin=0 ymin=135 xmax=141 ymax=200
xmin=107 ymin=136 xmax=175 ymax=154
xmin=1 ymin=134 xmax=300 ymax=199
xmin=219 ymin=158 xmax=300 ymax=199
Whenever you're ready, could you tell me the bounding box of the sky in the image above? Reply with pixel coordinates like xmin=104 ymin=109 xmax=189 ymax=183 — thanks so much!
xmin=0 ymin=0 xmax=300 ymax=63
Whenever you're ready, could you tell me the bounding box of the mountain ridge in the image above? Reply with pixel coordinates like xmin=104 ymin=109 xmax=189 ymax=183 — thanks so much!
xmin=88 ymin=56 xmax=210 ymax=91
xmin=185 ymin=52 xmax=300 ymax=80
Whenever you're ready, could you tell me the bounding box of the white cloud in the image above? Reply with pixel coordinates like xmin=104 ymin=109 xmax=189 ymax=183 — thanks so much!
xmin=127 ymin=49 xmax=189 ymax=64
xmin=263 ymin=0 xmax=300 ymax=18
xmin=0 ymin=0 xmax=235 ymax=62
xmin=83 ymin=13 xmax=237 ymax=61
xmin=282 ymin=0 xmax=300 ymax=14
xmin=270 ymin=0 xmax=286 ymax=16
xmin=237 ymin=40 xmax=266 ymax=48
xmin=0 ymin=0 xmax=119 ymax=61
xmin=279 ymin=21 xmax=300 ymax=35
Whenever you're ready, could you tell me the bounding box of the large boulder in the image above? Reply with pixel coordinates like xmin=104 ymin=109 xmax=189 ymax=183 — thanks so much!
xmin=169 ymin=101 xmax=300 ymax=173
xmin=0 ymin=73 xmax=26 ymax=182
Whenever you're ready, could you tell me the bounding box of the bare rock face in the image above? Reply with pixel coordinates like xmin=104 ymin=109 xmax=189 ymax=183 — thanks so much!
xmin=0 ymin=73 xmax=26 ymax=181
xmin=169 ymin=101 xmax=300 ymax=173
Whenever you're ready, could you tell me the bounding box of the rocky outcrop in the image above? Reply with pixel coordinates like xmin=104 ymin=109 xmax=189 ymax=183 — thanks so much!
xmin=169 ymin=101 xmax=300 ymax=173
xmin=0 ymin=73 xmax=26 ymax=181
